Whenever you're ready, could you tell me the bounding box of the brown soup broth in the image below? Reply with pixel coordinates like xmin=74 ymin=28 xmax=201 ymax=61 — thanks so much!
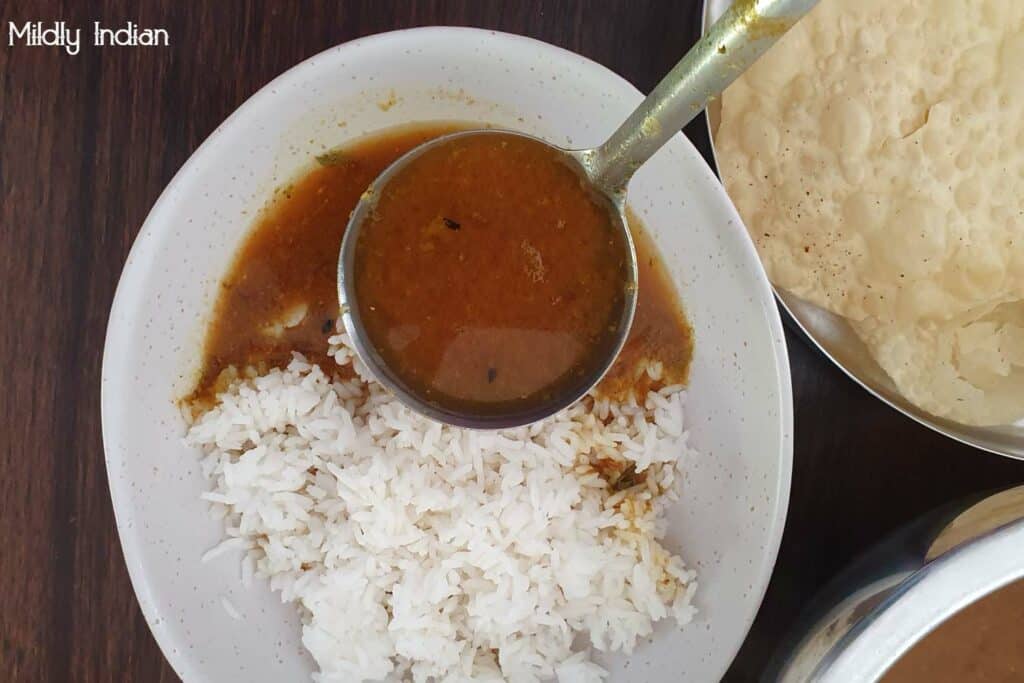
xmin=880 ymin=578 xmax=1024 ymax=683
xmin=189 ymin=123 xmax=692 ymax=411
xmin=352 ymin=132 xmax=630 ymax=416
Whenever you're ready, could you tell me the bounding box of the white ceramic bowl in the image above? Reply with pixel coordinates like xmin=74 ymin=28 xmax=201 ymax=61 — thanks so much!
xmin=102 ymin=27 xmax=792 ymax=682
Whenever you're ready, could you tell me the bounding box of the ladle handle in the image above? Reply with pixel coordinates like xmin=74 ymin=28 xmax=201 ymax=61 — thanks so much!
xmin=584 ymin=0 xmax=819 ymax=194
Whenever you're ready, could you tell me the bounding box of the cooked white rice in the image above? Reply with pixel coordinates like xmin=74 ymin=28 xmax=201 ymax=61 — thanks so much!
xmin=185 ymin=333 xmax=697 ymax=682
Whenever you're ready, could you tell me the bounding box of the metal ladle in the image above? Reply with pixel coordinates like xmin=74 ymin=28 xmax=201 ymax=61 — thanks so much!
xmin=339 ymin=0 xmax=819 ymax=428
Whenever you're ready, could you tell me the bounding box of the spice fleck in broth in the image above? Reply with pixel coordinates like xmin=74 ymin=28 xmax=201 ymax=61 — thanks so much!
xmin=353 ymin=132 xmax=630 ymax=417
xmin=190 ymin=123 xmax=692 ymax=412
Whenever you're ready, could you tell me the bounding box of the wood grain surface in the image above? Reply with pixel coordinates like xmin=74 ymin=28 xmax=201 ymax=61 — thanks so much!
xmin=2 ymin=1 xmax=1022 ymax=681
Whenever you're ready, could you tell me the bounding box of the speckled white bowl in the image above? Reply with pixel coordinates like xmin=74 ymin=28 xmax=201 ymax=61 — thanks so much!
xmin=102 ymin=27 xmax=792 ymax=682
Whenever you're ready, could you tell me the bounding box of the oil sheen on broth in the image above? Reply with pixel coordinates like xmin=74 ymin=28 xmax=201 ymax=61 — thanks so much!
xmin=190 ymin=123 xmax=692 ymax=412
xmin=353 ymin=132 xmax=629 ymax=416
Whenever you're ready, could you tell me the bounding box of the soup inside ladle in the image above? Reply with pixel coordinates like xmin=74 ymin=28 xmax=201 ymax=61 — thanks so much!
xmin=339 ymin=0 xmax=818 ymax=428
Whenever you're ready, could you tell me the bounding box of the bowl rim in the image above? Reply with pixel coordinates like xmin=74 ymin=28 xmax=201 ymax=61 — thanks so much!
xmin=819 ymin=515 xmax=1024 ymax=682
xmin=701 ymin=0 xmax=1024 ymax=461
xmin=101 ymin=25 xmax=793 ymax=681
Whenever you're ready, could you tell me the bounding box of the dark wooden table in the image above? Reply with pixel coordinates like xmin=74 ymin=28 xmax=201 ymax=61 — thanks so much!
xmin=3 ymin=1 xmax=1023 ymax=681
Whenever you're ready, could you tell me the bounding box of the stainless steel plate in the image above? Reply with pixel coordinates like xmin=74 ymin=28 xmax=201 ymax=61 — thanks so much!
xmin=702 ymin=0 xmax=1024 ymax=460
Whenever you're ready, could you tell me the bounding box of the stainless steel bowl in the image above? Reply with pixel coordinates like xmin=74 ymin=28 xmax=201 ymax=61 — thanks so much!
xmin=769 ymin=485 xmax=1024 ymax=682
xmin=701 ymin=0 xmax=1024 ymax=460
